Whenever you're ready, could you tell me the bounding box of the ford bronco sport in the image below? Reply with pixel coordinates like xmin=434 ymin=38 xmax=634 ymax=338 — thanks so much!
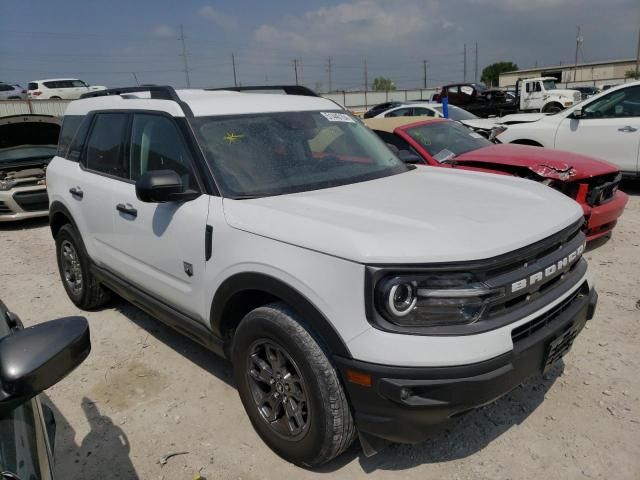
xmin=46 ymin=86 xmax=597 ymax=467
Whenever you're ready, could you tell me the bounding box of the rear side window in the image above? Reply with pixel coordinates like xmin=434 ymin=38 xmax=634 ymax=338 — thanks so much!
xmin=27 ymin=82 xmax=38 ymax=90
xmin=57 ymin=115 xmax=84 ymax=157
xmin=43 ymin=81 xmax=58 ymax=89
xmin=84 ymin=113 xmax=128 ymax=178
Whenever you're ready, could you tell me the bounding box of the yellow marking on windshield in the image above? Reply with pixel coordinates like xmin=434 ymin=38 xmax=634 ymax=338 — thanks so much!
xmin=224 ymin=132 xmax=245 ymax=144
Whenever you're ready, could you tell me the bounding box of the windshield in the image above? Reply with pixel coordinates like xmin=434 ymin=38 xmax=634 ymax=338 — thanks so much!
xmin=432 ymin=105 xmax=478 ymax=121
xmin=542 ymin=80 xmax=557 ymax=90
xmin=190 ymin=110 xmax=408 ymax=198
xmin=0 ymin=146 xmax=56 ymax=164
xmin=405 ymin=120 xmax=492 ymax=162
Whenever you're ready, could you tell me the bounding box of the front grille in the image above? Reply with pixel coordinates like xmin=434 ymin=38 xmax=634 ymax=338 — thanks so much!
xmin=511 ymin=282 xmax=588 ymax=343
xmin=12 ymin=190 xmax=49 ymax=212
xmin=0 ymin=201 xmax=12 ymax=215
xmin=586 ymin=172 xmax=621 ymax=206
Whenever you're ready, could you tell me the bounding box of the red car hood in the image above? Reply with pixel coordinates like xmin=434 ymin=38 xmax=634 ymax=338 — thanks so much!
xmin=454 ymin=144 xmax=618 ymax=181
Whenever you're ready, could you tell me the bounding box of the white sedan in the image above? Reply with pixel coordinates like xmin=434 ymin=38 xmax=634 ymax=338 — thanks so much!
xmin=373 ymin=102 xmax=479 ymax=122
xmin=495 ymin=81 xmax=640 ymax=176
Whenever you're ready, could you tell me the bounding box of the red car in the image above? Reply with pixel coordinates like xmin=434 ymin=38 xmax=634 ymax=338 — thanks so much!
xmin=365 ymin=117 xmax=628 ymax=241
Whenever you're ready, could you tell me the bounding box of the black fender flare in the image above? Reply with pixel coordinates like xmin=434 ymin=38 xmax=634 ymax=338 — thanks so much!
xmin=211 ymin=272 xmax=352 ymax=359
xmin=49 ymin=201 xmax=79 ymax=237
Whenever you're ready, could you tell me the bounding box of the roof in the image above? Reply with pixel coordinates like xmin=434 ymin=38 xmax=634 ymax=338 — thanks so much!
xmin=363 ymin=116 xmax=442 ymax=133
xmin=501 ymin=58 xmax=636 ymax=75
xmin=31 ymin=78 xmax=81 ymax=82
xmin=64 ymin=89 xmax=340 ymax=117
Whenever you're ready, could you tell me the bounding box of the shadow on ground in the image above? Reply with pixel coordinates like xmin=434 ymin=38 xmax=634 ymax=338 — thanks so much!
xmin=314 ymin=361 xmax=564 ymax=474
xmin=621 ymin=179 xmax=639 ymax=196
xmin=0 ymin=217 xmax=48 ymax=231
xmin=43 ymin=394 xmax=139 ymax=479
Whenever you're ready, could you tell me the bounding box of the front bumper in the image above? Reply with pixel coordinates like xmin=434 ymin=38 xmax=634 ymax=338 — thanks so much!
xmin=336 ymin=285 xmax=597 ymax=444
xmin=582 ymin=190 xmax=628 ymax=241
xmin=0 ymin=186 xmax=49 ymax=222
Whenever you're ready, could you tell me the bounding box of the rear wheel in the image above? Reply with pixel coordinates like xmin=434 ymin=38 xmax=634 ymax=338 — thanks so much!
xmin=55 ymin=224 xmax=110 ymax=309
xmin=232 ymin=303 xmax=356 ymax=467
xmin=50 ymin=96 xmax=62 ymax=99
xmin=543 ymin=103 xmax=563 ymax=113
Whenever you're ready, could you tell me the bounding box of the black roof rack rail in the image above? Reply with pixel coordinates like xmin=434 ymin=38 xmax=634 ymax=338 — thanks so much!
xmin=79 ymin=85 xmax=193 ymax=117
xmin=206 ymin=85 xmax=320 ymax=97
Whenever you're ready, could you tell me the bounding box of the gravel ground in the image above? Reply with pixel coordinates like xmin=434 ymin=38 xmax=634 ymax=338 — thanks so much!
xmin=1 ymin=182 xmax=639 ymax=480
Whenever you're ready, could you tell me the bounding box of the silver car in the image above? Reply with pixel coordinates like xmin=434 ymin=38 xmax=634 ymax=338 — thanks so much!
xmin=0 ymin=83 xmax=27 ymax=100
xmin=0 ymin=115 xmax=61 ymax=221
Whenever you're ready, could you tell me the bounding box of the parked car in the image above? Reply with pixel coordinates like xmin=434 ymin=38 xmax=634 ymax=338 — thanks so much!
xmin=0 ymin=83 xmax=26 ymax=100
xmin=363 ymin=101 xmax=403 ymax=118
xmin=0 ymin=299 xmax=90 ymax=480
xmin=48 ymin=85 xmax=597 ymax=466
xmin=435 ymin=79 xmax=582 ymax=116
xmin=495 ymin=81 xmax=640 ymax=177
xmin=372 ymin=102 xmax=479 ymax=122
xmin=365 ymin=116 xmax=628 ymax=241
xmin=27 ymin=79 xmax=107 ymax=100
xmin=0 ymin=114 xmax=61 ymax=221
xmin=573 ymin=86 xmax=600 ymax=100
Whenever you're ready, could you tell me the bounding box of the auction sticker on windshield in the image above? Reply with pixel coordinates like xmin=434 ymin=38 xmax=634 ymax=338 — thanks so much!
xmin=320 ymin=112 xmax=355 ymax=123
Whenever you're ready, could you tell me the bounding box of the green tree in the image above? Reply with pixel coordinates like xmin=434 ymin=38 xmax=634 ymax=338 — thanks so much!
xmin=480 ymin=61 xmax=519 ymax=87
xmin=372 ymin=76 xmax=396 ymax=91
xmin=624 ymin=69 xmax=640 ymax=80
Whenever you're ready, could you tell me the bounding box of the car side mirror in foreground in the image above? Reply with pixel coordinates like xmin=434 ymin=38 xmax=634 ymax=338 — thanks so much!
xmin=0 ymin=316 xmax=90 ymax=416
xmin=136 ymin=170 xmax=200 ymax=203
xmin=571 ymin=108 xmax=583 ymax=119
xmin=398 ymin=150 xmax=422 ymax=164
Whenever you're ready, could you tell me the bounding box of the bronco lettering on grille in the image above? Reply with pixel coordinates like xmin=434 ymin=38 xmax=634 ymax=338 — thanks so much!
xmin=511 ymin=243 xmax=585 ymax=293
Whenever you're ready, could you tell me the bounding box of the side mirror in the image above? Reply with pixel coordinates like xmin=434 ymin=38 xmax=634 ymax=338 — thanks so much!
xmin=398 ymin=149 xmax=422 ymax=164
xmin=0 ymin=317 xmax=90 ymax=416
xmin=136 ymin=170 xmax=199 ymax=203
xmin=571 ymin=108 xmax=583 ymax=119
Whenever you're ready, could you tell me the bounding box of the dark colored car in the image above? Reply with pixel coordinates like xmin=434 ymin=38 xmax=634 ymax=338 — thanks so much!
xmin=573 ymin=86 xmax=600 ymax=100
xmin=433 ymin=83 xmax=518 ymax=117
xmin=0 ymin=300 xmax=90 ymax=479
xmin=363 ymin=102 xmax=404 ymax=118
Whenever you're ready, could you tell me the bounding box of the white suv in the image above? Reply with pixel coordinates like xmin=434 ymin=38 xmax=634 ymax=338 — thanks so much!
xmin=27 ymin=79 xmax=107 ymax=100
xmin=46 ymin=86 xmax=598 ymax=466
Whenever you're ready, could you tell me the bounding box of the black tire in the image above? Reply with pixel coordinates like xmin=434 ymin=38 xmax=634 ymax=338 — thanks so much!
xmin=232 ymin=303 xmax=356 ymax=467
xmin=55 ymin=223 xmax=111 ymax=309
xmin=50 ymin=96 xmax=62 ymax=99
xmin=543 ymin=103 xmax=563 ymax=113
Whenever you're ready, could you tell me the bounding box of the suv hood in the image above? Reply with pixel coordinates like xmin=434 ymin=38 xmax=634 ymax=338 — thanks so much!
xmin=223 ymin=167 xmax=583 ymax=264
xmin=455 ymin=144 xmax=619 ymax=181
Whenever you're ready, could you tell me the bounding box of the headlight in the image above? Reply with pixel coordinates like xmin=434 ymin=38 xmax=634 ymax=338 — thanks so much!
xmin=489 ymin=126 xmax=507 ymax=142
xmin=375 ymin=273 xmax=504 ymax=327
xmin=0 ymin=179 xmax=16 ymax=191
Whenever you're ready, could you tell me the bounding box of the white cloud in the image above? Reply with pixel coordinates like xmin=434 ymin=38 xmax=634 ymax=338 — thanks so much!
xmin=150 ymin=24 xmax=176 ymax=38
xmin=199 ymin=5 xmax=238 ymax=30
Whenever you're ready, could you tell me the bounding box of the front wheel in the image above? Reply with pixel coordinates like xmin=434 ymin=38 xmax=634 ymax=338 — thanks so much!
xmin=232 ymin=303 xmax=356 ymax=467
xmin=543 ymin=103 xmax=563 ymax=113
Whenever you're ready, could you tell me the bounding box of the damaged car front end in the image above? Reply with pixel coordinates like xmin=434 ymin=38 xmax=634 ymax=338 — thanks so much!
xmin=0 ymin=115 xmax=61 ymax=222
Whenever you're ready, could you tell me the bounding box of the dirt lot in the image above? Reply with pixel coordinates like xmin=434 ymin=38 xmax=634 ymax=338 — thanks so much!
xmin=1 ymin=183 xmax=639 ymax=480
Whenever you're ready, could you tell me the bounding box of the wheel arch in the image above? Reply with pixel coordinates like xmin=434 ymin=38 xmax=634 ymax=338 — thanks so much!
xmin=49 ymin=201 xmax=78 ymax=238
xmin=211 ymin=272 xmax=352 ymax=359
xmin=510 ymin=139 xmax=544 ymax=147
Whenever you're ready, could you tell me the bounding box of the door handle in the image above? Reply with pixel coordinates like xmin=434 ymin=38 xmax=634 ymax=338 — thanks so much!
xmin=116 ymin=203 xmax=137 ymax=218
xmin=618 ymin=126 xmax=638 ymax=132
xmin=69 ymin=187 xmax=83 ymax=199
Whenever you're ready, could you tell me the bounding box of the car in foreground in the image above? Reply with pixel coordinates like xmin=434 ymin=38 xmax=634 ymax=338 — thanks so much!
xmin=48 ymin=85 xmax=597 ymax=466
xmin=0 ymin=83 xmax=27 ymax=100
xmin=365 ymin=116 xmax=628 ymax=241
xmin=0 ymin=300 xmax=90 ymax=479
xmin=27 ymin=79 xmax=107 ymax=100
xmin=0 ymin=115 xmax=61 ymax=221
xmin=495 ymin=81 xmax=640 ymax=177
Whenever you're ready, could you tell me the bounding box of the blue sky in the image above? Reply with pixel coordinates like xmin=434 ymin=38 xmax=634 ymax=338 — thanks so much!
xmin=2 ymin=0 xmax=639 ymax=91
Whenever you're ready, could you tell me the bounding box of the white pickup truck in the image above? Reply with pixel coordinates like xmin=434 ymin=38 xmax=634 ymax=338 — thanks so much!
xmin=517 ymin=77 xmax=582 ymax=113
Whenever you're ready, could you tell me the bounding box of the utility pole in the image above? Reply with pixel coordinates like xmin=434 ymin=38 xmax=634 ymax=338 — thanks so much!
xmin=293 ymin=59 xmax=299 ymax=85
xmin=463 ymin=43 xmax=467 ymax=82
xmin=423 ymin=60 xmax=428 ymax=88
xmin=474 ymin=42 xmax=478 ymax=84
xmin=178 ymin=25 xmax=191 ymax=88
xmin=231 ymin=53 xmax=238 ymax=87
xmin=327 ymin=57 xmax=333 ymax=93
xmin=635 ymin=27 xmax=640 ymax=78
xmin=364 ymin=59 xmax=368 ymax=108
xmin=573 ymin=25 xmax=583 ymax=83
